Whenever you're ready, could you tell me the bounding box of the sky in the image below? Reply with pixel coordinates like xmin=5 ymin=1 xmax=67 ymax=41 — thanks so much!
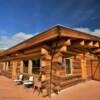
xmin=0 ymin=0 xmax=100 ymax=49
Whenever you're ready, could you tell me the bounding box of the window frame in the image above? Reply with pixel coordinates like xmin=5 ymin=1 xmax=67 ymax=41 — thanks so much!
xmin=65 ymin=58 xmax=73 ymax=76
xmin=32 ymin=58 xmax=40 ymax=73
xmin=23 ymin=60 xmax=29 ymax=73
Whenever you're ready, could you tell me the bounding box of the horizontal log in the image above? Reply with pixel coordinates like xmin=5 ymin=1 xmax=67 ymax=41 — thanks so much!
xmin=71 ymin=40 xmax=85 ymax=47
xmin=1 ymin=51 xmax=41 ymax=61
xmin=72 ymin=69 xmax=81 ymax=74
xmin=93 ymin=48 xmax=100 ymax=53
xmin=24 ymin=47 xmax=41 ymax=54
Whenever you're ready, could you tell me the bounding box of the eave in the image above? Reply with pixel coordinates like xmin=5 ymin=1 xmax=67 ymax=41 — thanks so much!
xmin=0 ymin=25 xmax=100 ymax=59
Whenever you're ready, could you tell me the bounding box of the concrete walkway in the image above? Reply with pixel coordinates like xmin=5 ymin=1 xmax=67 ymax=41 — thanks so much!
xmin=0 ymin=75 xmax=100 ymax=100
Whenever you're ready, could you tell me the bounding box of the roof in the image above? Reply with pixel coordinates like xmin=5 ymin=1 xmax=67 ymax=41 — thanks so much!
xmin=0 ymin=25 xmax=100 ymax=57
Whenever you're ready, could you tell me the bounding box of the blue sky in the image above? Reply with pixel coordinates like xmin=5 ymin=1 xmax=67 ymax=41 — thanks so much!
xmin=0 ymin=0 xmax=100 ymax=49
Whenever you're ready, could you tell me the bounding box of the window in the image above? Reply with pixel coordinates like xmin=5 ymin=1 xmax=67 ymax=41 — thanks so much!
xmin=32 ymin=59 xmax=40 ymax=73
xmin=8 ymin=61 xmax=12 ymax=72
xmin=8 ymin=61 xmax=10 ymax=66
xmin=23 ymin=60 xmax=29 ymax=73
xmin=65 ymin=58 xmax=72 ymax=74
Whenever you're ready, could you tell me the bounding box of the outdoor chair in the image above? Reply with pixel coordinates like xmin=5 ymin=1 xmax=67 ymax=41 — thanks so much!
xmin=42 ymin=81 xmax=61 ymax=97
xmin=33 ymin=79 xmax=43 ymax=96
xmin=14 ymin=74 xmax=24 ymax=85
xmin=23 ymin=76 xmax=34 ymax=88
xmin=33 ymin=75 xmax=48 ymax=96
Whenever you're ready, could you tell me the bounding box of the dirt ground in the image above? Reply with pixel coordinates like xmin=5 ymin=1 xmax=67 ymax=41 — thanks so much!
xmin=0 ymin=75 xmax=100 ymax=100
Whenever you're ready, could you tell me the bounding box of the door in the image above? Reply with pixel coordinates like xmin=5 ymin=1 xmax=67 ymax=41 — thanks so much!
xmin=91 ymin=60 xmax=100 ymax=81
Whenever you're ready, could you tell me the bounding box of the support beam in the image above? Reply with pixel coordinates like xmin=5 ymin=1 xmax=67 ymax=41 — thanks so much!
xmin=4 ymin=51 xmax=41 ymax=61
xmin=3 ymin=62 xmax=6 ymax=71
xmin=28 ymin=60 xmax=32 ymax=75
xmin=6 ymin=62 xmax=9 ymax=71
xmin=72 ymin=40 xmax=85 ymax=47
xmin=20 ymin=60 xmax=24 ymax=73
xmin=42 ymin=44 xmax=51 ymax=51
xmin=12 ymin=61 xmax=17 ymax=80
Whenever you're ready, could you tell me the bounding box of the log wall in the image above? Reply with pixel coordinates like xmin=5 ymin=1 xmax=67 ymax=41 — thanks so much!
xmin=40 ymin=45 xmax=84 ymax=88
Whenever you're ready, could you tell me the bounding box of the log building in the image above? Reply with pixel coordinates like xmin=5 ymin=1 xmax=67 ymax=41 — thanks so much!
xmin=0 ymin=25 xmax=100 ymax=89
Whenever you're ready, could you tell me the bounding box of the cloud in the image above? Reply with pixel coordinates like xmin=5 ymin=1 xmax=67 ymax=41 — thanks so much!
xmin=0 ymin=36 xmax=9 ymax=46
xmin=0 ymin=32 xmax=33 ymax=50
xmin=74 ymin=27 xmax=100 ymax=37
xmin=12 ymin=32 xmax=33 ymax=42
xmin=93 ymin=29 xmax=100 ymax=36
xmin=0 ymin=39 xmax=8 ymax=45
xmin=74 ymin=27 xmax=92 ymax=33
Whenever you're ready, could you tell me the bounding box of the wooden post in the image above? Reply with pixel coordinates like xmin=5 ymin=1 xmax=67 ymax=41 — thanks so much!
xmin=6 ymin=62 xmax=9 ymax=71
xmin=81 ymin=59 xmax=88 ymax=80
xmin=3 ymin=62 xmax=6 ymax=71
xmin=12 ymin=61 xmax=17 ymax=80
xmin=28 ymin=60 xmax=32 ymax=75
xmin=20 ymin=60 xmax=24 ymax=73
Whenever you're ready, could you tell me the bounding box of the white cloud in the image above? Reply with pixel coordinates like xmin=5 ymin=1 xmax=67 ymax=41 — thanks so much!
xmin=12 ymin=32 xmax=33 ymax=42
xmin=74 ymin=27 xmax=100 ymax=37
xmin=0 ymin=39 xmax=8 ymax=45
xmin=74 ymin=27 xmax=92 ymax=33
xmin=93 ymin=29 xmax=100 ymax=37
xmin=0 ymin=32 xmax=33 ymax=50
xmin=0 ymin=36 xmax=9 ymax=46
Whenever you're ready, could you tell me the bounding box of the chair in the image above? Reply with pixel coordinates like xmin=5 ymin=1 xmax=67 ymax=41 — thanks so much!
xmin=23 ymin=76 xmax=34 ymax=87
xmin=33 ymin=75 xmax=47 ymax=96
xmin=14 ymin=74 xmax=24 ymax=85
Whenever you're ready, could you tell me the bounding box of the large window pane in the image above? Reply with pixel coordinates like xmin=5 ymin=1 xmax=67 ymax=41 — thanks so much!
xmin=23 ymin=60 xmax=28 ymax=73
xmin=32 ymin=59 xmax=40 ymax=73
xmin=66 ymin=58 xmax=71 ymax=74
